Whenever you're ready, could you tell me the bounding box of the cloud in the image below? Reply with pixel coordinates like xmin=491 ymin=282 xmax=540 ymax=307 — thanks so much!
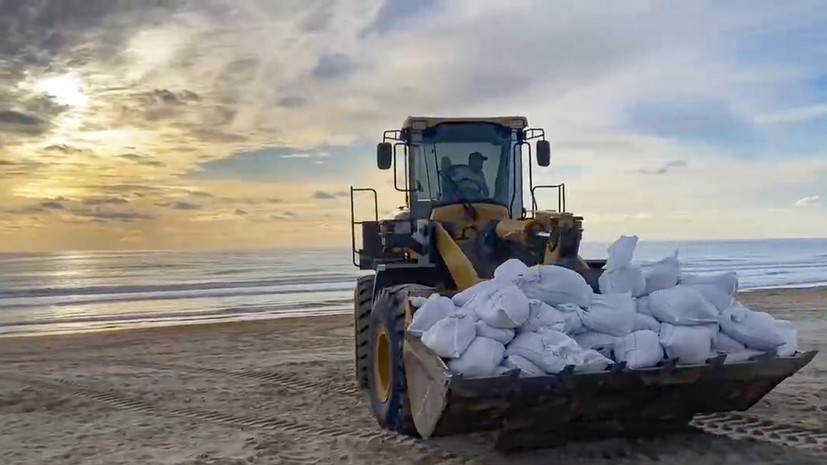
xmin=235 ymin=209 xmax=249 ymax=215
xmin=140 ymin=89 xmax=201 ymax=105
xmin=794 ymin=195 xmax=820 ymax=207
xmin=39 ymin=199 xmax=66 ymax=210
xmin=82 ymin=197 xmax=128 ymax=206
xmin=187 ymin=143 xmax=371 ymax=182
xmin=634 ymin=160 xmax=688 ymax=175
xmin=755 ymin=104 xmax=827 ymax=124
xmin=360 ymin=0 xmax=441 ymax=37
xmin=272 ymin=211 xmax=297 ymax=220
xmin=155 ymin=201 xmax=202 ymax=210
xmin=43 ymin=144 xmax=88 ymax=154
xmin=72 ymin=210 xmax=155 ymax=223
xmin=168 ymin=201 xmax=202 ymax=210
xmin=0 ymin=111 xmax=43 ymax=126
xmin=0 ymin=110 xmax=46 ymax=134
xmin=4 ymin=205 xmax=46 ymax=215
xmin=313 ymin=191 xmax=337 ymax=200
xmin=311 ymin=53 xmax=358 ymax=80
xmin=277 ymin=96 xmax=308 ymax=108
xmin=118 ymin=153 xmax=165 ymax=167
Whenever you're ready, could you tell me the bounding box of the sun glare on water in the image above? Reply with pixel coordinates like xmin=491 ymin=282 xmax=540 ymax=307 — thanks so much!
xmin=36 ymin=76 xmax=88 ymax=107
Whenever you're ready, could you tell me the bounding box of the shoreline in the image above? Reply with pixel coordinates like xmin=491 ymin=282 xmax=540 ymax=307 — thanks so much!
xmin=2 ymin=284 xmax=826 ymax=341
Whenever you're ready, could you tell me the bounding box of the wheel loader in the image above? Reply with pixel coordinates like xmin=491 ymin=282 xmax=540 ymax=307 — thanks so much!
xmin=348 ymin=116 xmax=816 ymax=451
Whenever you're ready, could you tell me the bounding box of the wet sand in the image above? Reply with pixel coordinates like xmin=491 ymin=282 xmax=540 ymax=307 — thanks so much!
xmin=0 ymin=287 xmax=825 ymax=464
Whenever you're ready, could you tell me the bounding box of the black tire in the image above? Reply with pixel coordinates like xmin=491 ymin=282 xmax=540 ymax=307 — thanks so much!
xmin=367 ymin=284 xmax=431 ymax=436
xmin=354 ymin=275 xmax=374 ymax=390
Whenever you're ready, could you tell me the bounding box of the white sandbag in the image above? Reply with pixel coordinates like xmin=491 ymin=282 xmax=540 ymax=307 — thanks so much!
xmin=724 ymin=349 xmax=766 ymax=364
xmin=679 ymin=272 xmax=738 ymax=295
xmin=598 ymin=235 xmax=647 ymax=297
xmin=420 ymin=312 xmax=477 ymax=358
xmin=519 ymin=300 xmax=566 ymax=334
xmin=556 ymin=303 xmax=581 ymax=313
xmin=643 ymin=250 xmax=680 ymax=294
xmin=614 ymin=330 xmax=664 ymax=369
xmin=466 ymin=284 xmax=530 ymax=329
xmin=502 ymin=354 xmax=545 ymax=377
xmin=476 ymin=321 xmax=515 ymax=345
xmin=517 ymin=265 xmax=592 ymax=309
xmin=719 ymin=306 xmax=785 ymax=351
xmin=712 ymin=331 xmax=746 ymax=353
xmin=573 ymin=331 xmax=618 ymax=359
xmin=572 ymin=349 xmax=613 ymax=373
xmin=505 ymin=330 xmax=582 ymax=374
xmin=563 ymin=311 xmax=585 ymax=335
xmin=599 ymin=266 xmax=646 ymax=297
xmin=494 ymin=258 xmax=531 ymax=281
xmin=577 ymin=292 xmax=636 ymax=336
xmin=409 ymin=296 xmax=428 ymax=308
xmin=648 ymin=286 xmax=718 ymax=325
xmin=451 ymin=278 xmax=503 ymax=307
xmin=635 ymin=296 xmax=653 ymax=316
xmin=659 ymin=323 xmax=715 ymax=365
xmin=554 ymin=302 xmax=585 ymax=335
xmin=686 ymin=283 xmax=733 ymax=313
xmin=447 ymin=337 xmax=505 ymax=377
xmin=633 ymin=313 xmax=661 ymax=332
xmin=408 ymin=294 xmax=456 ymax=336
xmin=604 ymin=235 xmax=639 ymax=270
xmin=494 ymin=365 xmax=512 ymax=376
xmin=775 ymin=320 xmax=798 ymax=356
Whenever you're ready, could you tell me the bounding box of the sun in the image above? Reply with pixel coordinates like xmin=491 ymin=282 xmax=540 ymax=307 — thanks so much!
xmin=36 ymin=75 xmax=88 ymax=107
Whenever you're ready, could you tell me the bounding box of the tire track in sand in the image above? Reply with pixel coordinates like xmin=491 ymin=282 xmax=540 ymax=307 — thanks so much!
xmin=692 ymin=412 xmax=827 ymax=455
xmin=125 ymin=361 xmax=827 ymax=457
xmin=106 ymin=360 xmax=360 ymax=397
xmin=3 ymin=367 xmax=825 ymax=463
xmin=0 ymin=372 xmax=488 ymax=465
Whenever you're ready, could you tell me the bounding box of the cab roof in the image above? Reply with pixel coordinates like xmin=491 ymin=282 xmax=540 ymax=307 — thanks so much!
xmin=402 ymin=116 xmax=529 ymax=130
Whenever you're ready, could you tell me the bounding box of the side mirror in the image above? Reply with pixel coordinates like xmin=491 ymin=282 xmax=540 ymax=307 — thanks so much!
xmin=536 ymin=140 xmax=551 ymax=167
xmin=377 ymin=142 xmax=393 ymax=170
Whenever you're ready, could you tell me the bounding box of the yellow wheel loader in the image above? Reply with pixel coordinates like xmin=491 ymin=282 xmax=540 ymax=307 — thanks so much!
xmin=349 ymin=116 xmax=815 ymax=451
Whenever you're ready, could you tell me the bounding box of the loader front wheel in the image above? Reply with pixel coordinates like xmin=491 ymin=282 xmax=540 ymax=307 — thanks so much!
xmin=354 ymin=275 xmax=374 ymax=390
xmin=367 ymin=286 xmax=418 ymax=436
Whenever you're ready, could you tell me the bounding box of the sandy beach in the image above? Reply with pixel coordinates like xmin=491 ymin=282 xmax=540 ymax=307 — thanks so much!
xmin=0 ymin=287 xmax=825 ymax=465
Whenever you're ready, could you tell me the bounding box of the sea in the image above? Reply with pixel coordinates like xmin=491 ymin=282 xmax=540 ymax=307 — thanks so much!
xmin=0 ymin=238 xmax=825 ymax=337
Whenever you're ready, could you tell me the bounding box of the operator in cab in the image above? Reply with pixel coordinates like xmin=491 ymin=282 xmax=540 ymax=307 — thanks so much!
xmin=466 ymin=152 xmax=489 ymax=197
xmin=442 ymin=151 xmax=490 ymax=202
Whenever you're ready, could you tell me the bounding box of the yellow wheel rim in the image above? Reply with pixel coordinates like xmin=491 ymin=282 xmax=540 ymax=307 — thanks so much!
xmin=373 ymin=324 xmax=391 ymax=403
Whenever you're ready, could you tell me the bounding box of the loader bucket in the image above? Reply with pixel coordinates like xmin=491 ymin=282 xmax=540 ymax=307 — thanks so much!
xmin=403 ymin=333 xmax=817 ymax=451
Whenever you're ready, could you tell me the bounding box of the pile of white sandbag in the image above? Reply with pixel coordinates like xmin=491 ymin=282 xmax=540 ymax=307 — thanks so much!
xmin=408 ymin=235 xmax=799 ymax=378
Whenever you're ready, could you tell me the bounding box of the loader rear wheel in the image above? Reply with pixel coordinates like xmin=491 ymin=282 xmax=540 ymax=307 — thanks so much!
xmin=367 ymin=285 xmax=419 ymax=436
xmin=354 ymin=275 xmax=374 ymax=390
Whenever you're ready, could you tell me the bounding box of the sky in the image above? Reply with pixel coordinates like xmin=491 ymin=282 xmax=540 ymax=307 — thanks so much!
xmin=1 ymin=0 xmax=827 ymax=251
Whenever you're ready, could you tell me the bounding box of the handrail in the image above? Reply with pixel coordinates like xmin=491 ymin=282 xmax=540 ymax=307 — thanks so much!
xmin=530 ymin=183 xmax=566 ymax=214
xmin=350 ymin=186 xmax=379 ymax=267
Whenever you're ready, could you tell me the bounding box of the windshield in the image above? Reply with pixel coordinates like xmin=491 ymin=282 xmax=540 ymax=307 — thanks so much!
xmin=411 ymin=123 xmax=521 ymax=216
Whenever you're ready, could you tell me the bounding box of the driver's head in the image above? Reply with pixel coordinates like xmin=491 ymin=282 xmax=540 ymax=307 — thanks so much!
xmin=468 ymin=152 xmax=486 ymax=172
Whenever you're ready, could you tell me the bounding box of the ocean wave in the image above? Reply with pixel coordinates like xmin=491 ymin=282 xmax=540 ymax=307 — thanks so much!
xmin=2 ymin=240 xmax=826 ymax=337
xmin=0 ymin=274 xmax=359 ymax=299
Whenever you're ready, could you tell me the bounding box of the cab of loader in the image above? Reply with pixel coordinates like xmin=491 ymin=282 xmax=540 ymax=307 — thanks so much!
xmin=378 ymin=116 xmax=546 ymax=220
xmin=350 ymin=116 xmax=567 ymax=288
